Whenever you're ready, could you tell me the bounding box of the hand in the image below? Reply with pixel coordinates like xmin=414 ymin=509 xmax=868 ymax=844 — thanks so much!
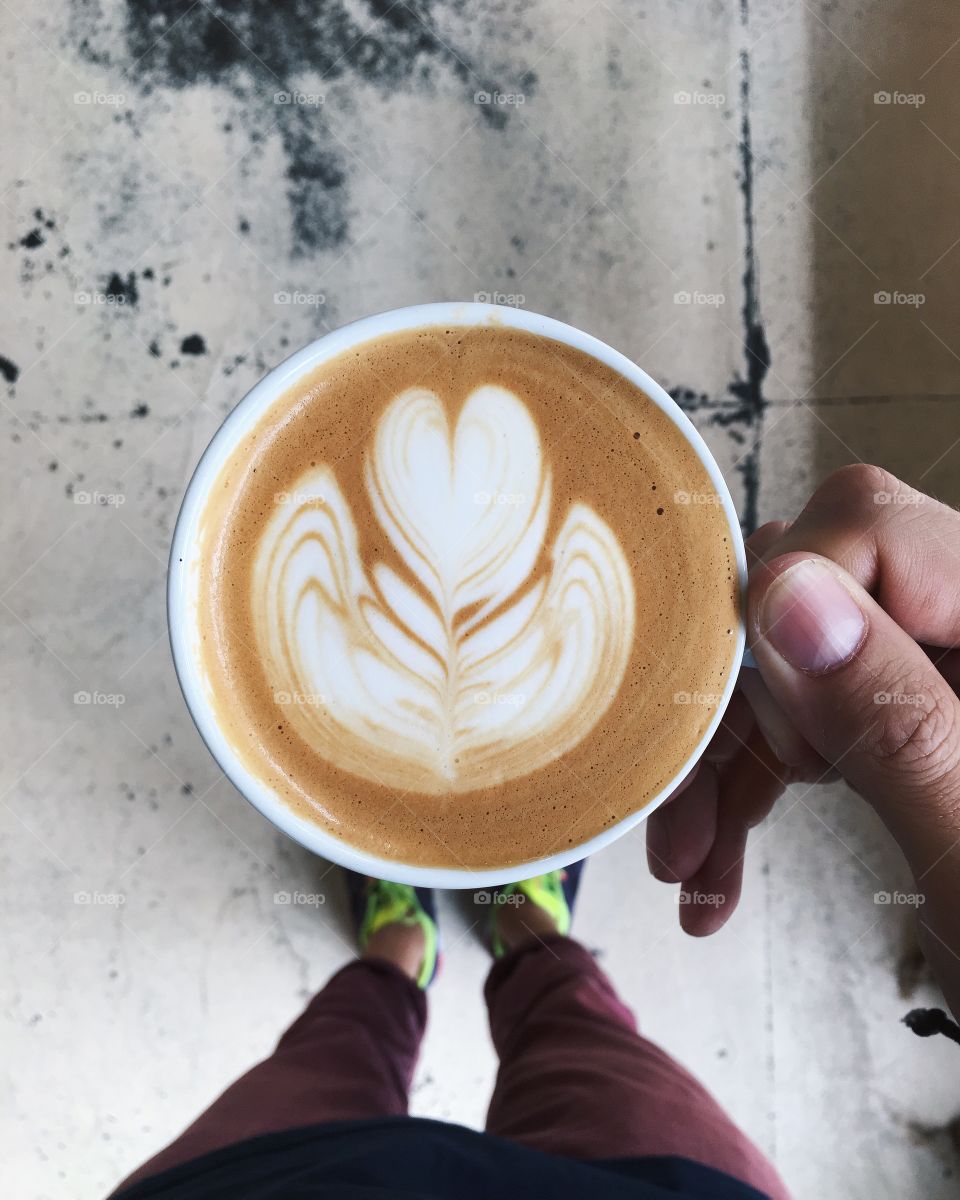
xmin=646 ymin=466 xmax=960 ymax=1015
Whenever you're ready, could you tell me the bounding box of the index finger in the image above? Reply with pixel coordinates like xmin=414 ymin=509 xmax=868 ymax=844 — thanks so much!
xmin=753 ymin=464 xmax=960 ymax=646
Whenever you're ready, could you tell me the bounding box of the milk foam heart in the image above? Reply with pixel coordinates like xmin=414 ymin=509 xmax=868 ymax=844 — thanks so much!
xmin=252 ymin=385 xmax=635 ymax=792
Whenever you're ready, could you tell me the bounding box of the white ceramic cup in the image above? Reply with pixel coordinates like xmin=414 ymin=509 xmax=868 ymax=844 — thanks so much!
xmin=168 ymin=302 xmax=748 ymax=888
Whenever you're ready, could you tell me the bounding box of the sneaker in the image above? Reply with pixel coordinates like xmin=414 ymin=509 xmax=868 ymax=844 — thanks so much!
xmin=342 ymin=871 xmax=440 ymax=988
xmin=487 ymin=859 xmax=586 ymax=958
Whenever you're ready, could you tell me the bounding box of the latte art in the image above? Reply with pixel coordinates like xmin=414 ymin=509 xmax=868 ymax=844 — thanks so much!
xmin=195 ymin=323 xmax=740 ymax=870
xmin=253 ymin=386 xmax=636 ymax=792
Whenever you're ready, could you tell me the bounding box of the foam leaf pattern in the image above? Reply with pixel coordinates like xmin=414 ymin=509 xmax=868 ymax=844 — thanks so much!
xmin=252 ymin=385 xmax=636 ymax=793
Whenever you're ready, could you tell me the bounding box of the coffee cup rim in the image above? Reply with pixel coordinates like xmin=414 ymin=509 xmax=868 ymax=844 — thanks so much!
xmin=168 ymin=301 xmax=747 ymax=888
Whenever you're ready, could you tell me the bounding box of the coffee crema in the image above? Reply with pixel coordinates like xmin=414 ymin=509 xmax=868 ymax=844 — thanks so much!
xmin=197 ymin=324 xmax=739 ymax=869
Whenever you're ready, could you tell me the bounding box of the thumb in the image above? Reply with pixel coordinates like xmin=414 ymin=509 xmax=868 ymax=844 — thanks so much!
xmin=748 ymin=553 xmax=960 ymax=851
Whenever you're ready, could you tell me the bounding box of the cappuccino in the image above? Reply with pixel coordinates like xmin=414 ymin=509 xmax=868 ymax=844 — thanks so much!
xmin=196 ymin=324 xmax=739 ymax=869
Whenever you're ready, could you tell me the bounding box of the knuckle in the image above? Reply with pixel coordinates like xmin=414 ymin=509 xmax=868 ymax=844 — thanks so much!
xmin=865 ymin=684 xmax=960 ymax=786
xmin=814 ymin=463 xmax=902 ymax=518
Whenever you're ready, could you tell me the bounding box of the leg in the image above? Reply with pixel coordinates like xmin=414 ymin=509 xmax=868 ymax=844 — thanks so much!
xmin=115 ymin=926 xmax=429 ymax=1193
xmin=485 ymin=936 xmax=790 ymax=1200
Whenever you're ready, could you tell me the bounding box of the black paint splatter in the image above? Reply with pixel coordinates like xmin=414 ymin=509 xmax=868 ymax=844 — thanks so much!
xmin=131 ymin=403 xmax=149 ymax=418
xmin=180 ymin=334 xmax=207 ymax=356
xmin=669 ymin=386 xmax=712 ymax=414
xmin=70 ymin=0 xmax=524 ymax=254
xmin=0 ymin=355 xmax=20 ymax=384
xmin=20 ymin=229 xmax=44 ymax=249
xmin=105 ymin=271 xmax=139 ymax=306
xmin=727 ymin=0 xmax=770 ymax=535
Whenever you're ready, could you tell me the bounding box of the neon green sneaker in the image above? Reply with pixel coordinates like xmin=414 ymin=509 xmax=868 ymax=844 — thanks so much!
xmin=487 ymin=860 xmax=585 ymax=958
xmin=344 ymin=872 xmax=440 ymax=989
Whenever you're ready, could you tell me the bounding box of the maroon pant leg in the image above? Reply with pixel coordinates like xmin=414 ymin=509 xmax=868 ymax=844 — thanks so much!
xmin=484 ymin=935 xmax=791 ymax=1200
xmin=113 ymin=958 xmax=426 ymax=1194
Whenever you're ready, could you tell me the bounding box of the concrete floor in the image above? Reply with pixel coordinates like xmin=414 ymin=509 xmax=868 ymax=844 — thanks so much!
xmin=3 ymin=1 xmax=960 ymax=1196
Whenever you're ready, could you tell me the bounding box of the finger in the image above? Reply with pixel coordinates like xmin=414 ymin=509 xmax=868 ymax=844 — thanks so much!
xmin=647 ymin=764 xmax=718 ymax=883
xmin=716 ymin=723 xmax=792 ymax=828
xmin=679 ymin=811 xmax=747 ymax=937
xmin=739 ymin=668 xmax=831 ymax=779
xmin=703 ymin=690 xmax=755 ymax=765
xmin=679 ymin=729 xmax=790 ymax=936
xmin=746 ymin=520 xmax=790 ymax=566
xmin=750 ymin=550 xmax=960 ymax=1009
xmin=749 ymin=552 xmax=960 ymax=844
xmin=752 ymin=465 xmax=960 ymax=646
